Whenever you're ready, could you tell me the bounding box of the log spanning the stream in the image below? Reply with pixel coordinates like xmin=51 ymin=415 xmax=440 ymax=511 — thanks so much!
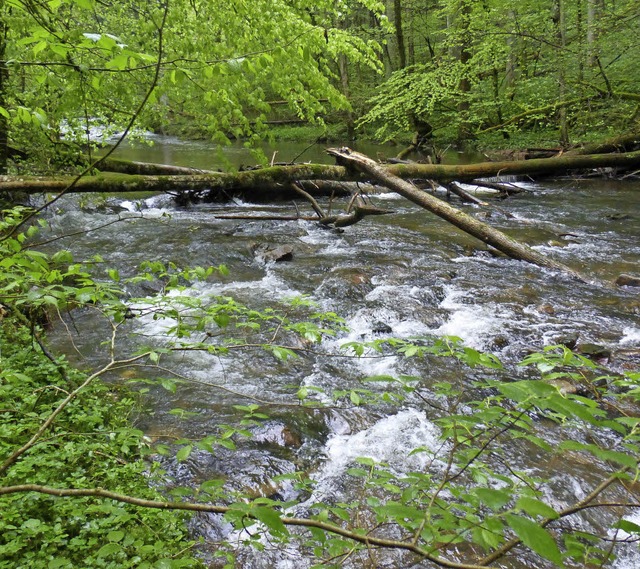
xmin=326 ymin=147 xmax=585 ymax=280
xmin=0 ymin=164 xmax=354 ymax=200
xmin=1 ymin=149 xmax=639 ymax=200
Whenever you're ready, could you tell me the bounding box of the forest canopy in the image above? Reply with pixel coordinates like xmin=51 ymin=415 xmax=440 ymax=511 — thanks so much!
xmin=2 ymin=0 xmax=639 ymax=174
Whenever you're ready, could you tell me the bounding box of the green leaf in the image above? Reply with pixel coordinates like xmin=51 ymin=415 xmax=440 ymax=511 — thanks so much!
xmin=472 ymin=525 xmax=503 ymax=551
xmin=516 ymin=497 xmax=559 ymax=520
xmin=107 ymin=54 xmax=129 ymax=70
xmin=613 ymin=519 xmax=640 ymax=534
xmin=33 ymin=41 xmax=48 ymax=56
xmin=96 ymin=542 xmax=122 ymax=557
xmin=378 ymin=503 xmax=423 ymax=522
xmin=160 ymin=378 xmax=177 ymax=393
xmin=505 ymin=514 xmax=564 ymax=566
xmin=176 ymin=445 xmax=193 ymax=462
xmin=107 ymin=530 xmax=125 ymax=542
xmin=251 ymin=506 xmax=288 ymax=537
xmin=475 ymin=488 xmax=511 ymax=511
xmin=271 ymin=346 xmax=298 ymax=361
xmin=560 ymin=441 xmax=638 ymax=468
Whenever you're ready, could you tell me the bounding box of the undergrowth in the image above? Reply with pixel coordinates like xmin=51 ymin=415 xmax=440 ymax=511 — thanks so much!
xmin=0 ymin=320 xmax=203 ymax=569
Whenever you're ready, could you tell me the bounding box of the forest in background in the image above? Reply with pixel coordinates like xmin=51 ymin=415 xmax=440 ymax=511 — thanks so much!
xmin=1 ymin=0 xmax=639 ymax=176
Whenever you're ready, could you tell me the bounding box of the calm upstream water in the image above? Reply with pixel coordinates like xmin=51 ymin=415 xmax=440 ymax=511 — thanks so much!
xmin=44 ymin=136 xmax=640 ymax=568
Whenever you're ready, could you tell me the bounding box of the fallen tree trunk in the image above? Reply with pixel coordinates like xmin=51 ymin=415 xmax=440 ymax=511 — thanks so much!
xmin=0 ymin=165 xmax=353 ymax=201
xmin=99 ymin=158 xmax=219 ymax=176
xmin=2 ymin=150 xmax=639 ymax=199
xmin=326 ymin=147 xmax=585 ymax=280
xmin=563 ymin=131 xmax=640 ymax=156
xmin=385 ymin=149 xmax=640 ymax=182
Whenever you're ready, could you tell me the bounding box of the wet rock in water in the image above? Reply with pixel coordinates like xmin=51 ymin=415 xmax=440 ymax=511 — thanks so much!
xmin=552 ymin=331 xmax=579 ymax=350
xmin=248 ymin=242 xmax=294 ymax=263
xmin=491 ymin=334 xmax=510 ymax=349
xmin=81 ymin=202 xmax=130 ymax=214
xmin=318 ymin=268 xmax=374 ymax=301
xmin=615 ymin=274 xmax=640 ymax=287
xmin=137 ymin=279 xmax=165 ymax=296
xmin=253 ymin=422 xmax=303 ymax=449
xmin=577 ymin=342 xmax=611 ymax=362
xmin=537 ymin=303 xmax=555 ymax=315
xmin=559 ymin=233 xmax=581 ymax=244
xmin=606 ymin=212 xmax=632 ymax=221
xmin=348 ymin=272 xmax=369 ymax=285
xmin=371 ymin=321 xmax=393 ymax=335
xmin=624 ymin=300 xmax=640 ymax=315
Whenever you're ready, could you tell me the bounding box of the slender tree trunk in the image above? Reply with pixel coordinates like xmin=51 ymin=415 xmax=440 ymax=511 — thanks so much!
xmin=0 ymin=8 xmax=8 ymax=175
xmin=586 ymin=0 xmax=598 ymax=68
xmin=338 ymin=54 xmax=355 ymax=140
xmin=504 ymin=10 xmax=517 ymax=98
xmin=393 ymin=0 xmax=407 ymax=69
xmin=452 ymin=0 xmax=472 ymax=141
xmin=552 ymin=0 xmax=570 ymax=146
xmin=407 ymin=2 xmax=415 ymax=67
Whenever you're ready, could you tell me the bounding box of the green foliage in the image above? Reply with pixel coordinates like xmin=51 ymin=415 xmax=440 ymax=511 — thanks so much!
xmin=0 ymin=208 xmax=123 ymax=315
xmin=0 ymin=321 xmax=202 ymax=568
xmin=0 ymin=207 xmax=203 ymax=567
xmin=1 ymin=0 xmax=384 ymax=171
xmin=359 ymin=0 xmax=640 ymax=146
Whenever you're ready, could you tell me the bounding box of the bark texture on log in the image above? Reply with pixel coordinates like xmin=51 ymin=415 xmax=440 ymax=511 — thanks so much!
xmin=99 ymin=158 xmax=218 ymax=176
xmin=326 ymin=147 xmax=585 ymax=280
xmin=385 ymin=149 xmax=640 ymax=182
xmin=564 ymin=132 xmax=640 ymax=156
xmin=2 ymin=149 xmax=639 ymax=199
xmin=0 ymin=165 xmax=352 ymax=200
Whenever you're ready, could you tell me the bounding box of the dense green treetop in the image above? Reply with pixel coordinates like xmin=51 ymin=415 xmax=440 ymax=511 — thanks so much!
xmin=360 ymin=0 xmax=640 ymax=145
xmin=0 ymin=0 xmax=384 ymax=170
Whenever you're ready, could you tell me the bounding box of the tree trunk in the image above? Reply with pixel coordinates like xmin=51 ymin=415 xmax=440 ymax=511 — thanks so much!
xmin=393 ymin=0 xmax=406 ymax=69
xmin=552 ymin=0 xmax=570 ymax=146
xmin=0 ymin=14 xmax=8 ymax=175
xmin=338 ymin=54 xmax=355 ymax=140
xmin=451 ymin=0 xmax=473 ymax=141
xmin=2 ymin=150 xmax=640 ymax=197
xmin=564 ymin=132 xmax=640 ymax=156
xmin=99 ymin=158 xmax=219 ymax=175
xmin=0 ymin=164 xmax=354 ymax=200
xmin=586 ymin=0 xmax=599 ymax=68
xmin=326 ymin=147 xmax=585 ymax=280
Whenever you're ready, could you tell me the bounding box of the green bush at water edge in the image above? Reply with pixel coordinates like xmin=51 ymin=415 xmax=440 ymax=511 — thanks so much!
xmin=0 ymin=320 xmax=203 ymax=569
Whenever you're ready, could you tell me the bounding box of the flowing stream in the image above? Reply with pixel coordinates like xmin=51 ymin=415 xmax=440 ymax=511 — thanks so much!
xmin=43 ymin=136 xmax=640 ymax=568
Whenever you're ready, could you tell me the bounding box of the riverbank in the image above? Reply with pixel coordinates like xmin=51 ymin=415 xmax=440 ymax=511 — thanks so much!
xmin=0 ymin=291 xmax=203 ymax=567
xmin=154 ymin=119 xmax=631 ymax=157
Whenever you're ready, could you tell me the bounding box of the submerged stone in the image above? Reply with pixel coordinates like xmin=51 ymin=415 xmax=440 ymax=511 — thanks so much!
xmin=577 ymin=342 xmax=611 ymax=361
xmin=249 ymin=243 xmax=294 ymax=263
xmin=615 ymin=274 xmax=640 ymax=287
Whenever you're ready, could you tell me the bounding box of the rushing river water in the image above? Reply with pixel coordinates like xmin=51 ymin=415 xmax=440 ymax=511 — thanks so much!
xmin=43 ymin=136 xmax=640 ymax=568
